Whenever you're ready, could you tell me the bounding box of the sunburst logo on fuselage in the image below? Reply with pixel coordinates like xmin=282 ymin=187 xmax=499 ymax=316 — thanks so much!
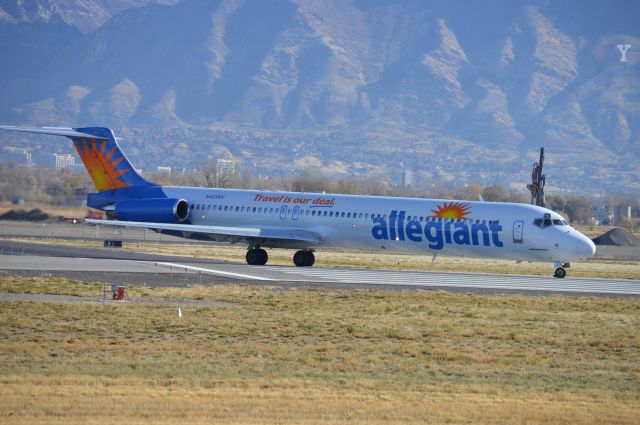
xmin=431 ymin=202 xmax=471 ymax=219
xmin=72 ymin=138 xmax=133 ymax=192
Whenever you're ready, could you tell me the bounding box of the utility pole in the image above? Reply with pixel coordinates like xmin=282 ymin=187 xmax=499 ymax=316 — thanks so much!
xmin=527 ymin=147 xmax=546 ymax=207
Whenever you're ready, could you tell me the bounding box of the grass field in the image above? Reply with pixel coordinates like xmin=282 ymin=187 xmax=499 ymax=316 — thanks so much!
xmin=0 ymin=275 xmax=639 ymax=424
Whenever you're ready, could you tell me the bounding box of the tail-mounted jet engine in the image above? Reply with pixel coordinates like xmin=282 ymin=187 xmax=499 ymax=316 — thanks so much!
xmin=114 ymin=198 xmax=189 ymax=223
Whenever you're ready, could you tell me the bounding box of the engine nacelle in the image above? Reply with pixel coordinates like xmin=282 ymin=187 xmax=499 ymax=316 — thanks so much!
xmin=114 ymin=198 xmax=189 ymax=223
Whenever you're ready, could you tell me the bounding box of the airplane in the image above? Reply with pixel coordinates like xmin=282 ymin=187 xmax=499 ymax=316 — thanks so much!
xmin=0 ymin=125 xmax=596 ymax=278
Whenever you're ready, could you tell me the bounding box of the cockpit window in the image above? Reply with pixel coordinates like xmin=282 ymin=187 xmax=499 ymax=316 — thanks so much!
xmin=534 ymin=216 xmax=569 ymax=228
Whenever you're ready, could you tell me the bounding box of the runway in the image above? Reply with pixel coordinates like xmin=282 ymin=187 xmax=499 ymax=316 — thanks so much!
xmin=1 ymin=240 xmax=639 ymax=296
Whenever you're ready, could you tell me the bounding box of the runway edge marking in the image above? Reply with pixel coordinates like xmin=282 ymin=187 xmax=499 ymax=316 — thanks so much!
xmin=153 ymin=262 xmax=274 ymax=281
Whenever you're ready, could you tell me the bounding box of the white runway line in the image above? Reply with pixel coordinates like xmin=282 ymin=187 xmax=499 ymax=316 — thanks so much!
xmin=154 ymin=262 xmax=274 ymax=281
xmin=264 ymin=266 xmax=640 ymax=295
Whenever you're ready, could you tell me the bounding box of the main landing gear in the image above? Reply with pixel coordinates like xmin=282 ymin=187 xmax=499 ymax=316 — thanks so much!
xmin=245 ymin=247 xmax=315 ymax=267
xmin=553 ymin=261 xmax=569 ymax=279
xmin=246 ymin=248 xmax=268 ymax=265
xmin=293 ymin=250 xmax=315 ymax=267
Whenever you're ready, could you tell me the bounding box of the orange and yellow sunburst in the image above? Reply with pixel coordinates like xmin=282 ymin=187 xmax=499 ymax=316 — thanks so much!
xmin=431 ymin=202 xmax=471 ymax=219
xmin=72 ymin=138 xmax=132 ymax=192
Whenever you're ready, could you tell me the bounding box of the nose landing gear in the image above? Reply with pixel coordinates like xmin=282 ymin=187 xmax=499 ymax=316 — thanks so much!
xmin=553 ymin=261 xmax=570 ymax=278
xmin=554 ymin=267 xmax=566 ymax=279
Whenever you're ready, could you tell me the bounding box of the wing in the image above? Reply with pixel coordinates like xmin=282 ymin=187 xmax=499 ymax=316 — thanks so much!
xmin=86 ymin=219 xmax=322 ymax=245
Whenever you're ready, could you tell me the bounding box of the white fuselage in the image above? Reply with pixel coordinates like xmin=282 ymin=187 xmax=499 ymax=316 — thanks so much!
xmin=162 ymin=186 xmax=596 ymax=263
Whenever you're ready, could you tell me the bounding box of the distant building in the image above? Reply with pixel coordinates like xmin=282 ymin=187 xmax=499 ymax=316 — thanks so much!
xmin=157 ymin=166 xmax=172 ymax=174
xmin=55 ymin=154 xmax=75 ymax=169
xmin=613 ymin=205 xmax=632 ymax=225
xmin=217 ymin=158 xmax=235 ymax=175
xmin=391 ymin=168 xmax=414 ymax=188
xmin=591 ymin=206 xmax=613 ymax=225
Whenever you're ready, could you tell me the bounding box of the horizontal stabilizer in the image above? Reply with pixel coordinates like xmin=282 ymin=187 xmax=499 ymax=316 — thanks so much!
xmin=0 ymin=125 xmax=109 ymax=140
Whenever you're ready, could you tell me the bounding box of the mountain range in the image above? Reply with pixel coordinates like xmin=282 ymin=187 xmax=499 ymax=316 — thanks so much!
xmin=0 ymin=0 xmax=638 ymax=194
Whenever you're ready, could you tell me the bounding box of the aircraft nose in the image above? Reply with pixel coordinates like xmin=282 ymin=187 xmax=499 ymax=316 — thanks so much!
xmin=576 ymin=235 xmax=597 ymax=259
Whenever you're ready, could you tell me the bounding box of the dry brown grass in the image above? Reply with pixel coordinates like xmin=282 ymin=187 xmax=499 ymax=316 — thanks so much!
xmin=0 ymin=276 xmax=639 ymax=424
xmin=1 ymin=375 xmax=637 ymax=425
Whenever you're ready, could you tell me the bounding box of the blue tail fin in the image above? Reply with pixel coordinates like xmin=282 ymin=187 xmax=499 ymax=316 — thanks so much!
xmin=0 ymin=125 xmax=155 ymax=192
xmin=71 ymin=127 xmax=153 ymax=191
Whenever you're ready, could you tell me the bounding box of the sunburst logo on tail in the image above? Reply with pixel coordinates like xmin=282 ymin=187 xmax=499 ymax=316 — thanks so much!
xmin=73 ymin=138 xmax=133 ymax=191
xmin=431 ymin=202 xmax=471 ymax=219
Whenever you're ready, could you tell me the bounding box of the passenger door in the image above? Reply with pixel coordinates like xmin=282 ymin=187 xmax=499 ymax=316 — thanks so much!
xmin=513 ymin=220 xmax=524 ymax=243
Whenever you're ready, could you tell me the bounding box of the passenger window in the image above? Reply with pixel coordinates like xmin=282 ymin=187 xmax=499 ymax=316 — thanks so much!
xmin=235 ymin=206 xmax=239 ymax=212
xmin=258 ymin=207 xmax=262 ymax=213
xmin=252 ymin=207 xmax=256 ymax=213
xmin=323 ymin=211 xmax=328 ymax=217
xmin=312 ymin=211 xmax=316 ymax=216
xmin=365 ymin=213 xmax=369 ymax=219
xmin=329 ymin=212 xmax=334 ymax=217
xmin=347 ymin=212 xmax=351 ymax=218
xmin=190 ymin=204 xmax=194 ymax=210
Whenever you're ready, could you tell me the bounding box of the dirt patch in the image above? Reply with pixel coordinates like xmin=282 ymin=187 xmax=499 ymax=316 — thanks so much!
xmin=592 ymin=228 xmax=640 ymax=247
xmin=0 ymin=208 xmax=52 ymax=222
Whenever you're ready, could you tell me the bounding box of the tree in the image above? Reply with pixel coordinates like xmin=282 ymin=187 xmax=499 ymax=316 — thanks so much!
xmin=464 ymin=183 xmax=483 ymax=201
xmin=200 ymin=158 xmax=235 ymax=188
xmin=481 ymin=184 xmax=509 ymax=202
xmin=562 ymin=195 xmax=593 ymax=224
xmin=290 ymin=169 xmax=332 ymax=193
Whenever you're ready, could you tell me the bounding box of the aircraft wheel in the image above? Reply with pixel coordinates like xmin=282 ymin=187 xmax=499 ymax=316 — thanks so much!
xmin=554 ymin=267 xmax=566 ymax=279
xmin=246 ymin=249 xmax=268 ymax=266
xmin=294 ymin=250 xmax=315 ymax=267
xmin=303 ymin=251 xmax=315 ymax=267
xmin=257 ymin=248 xmax=268 ymax=265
